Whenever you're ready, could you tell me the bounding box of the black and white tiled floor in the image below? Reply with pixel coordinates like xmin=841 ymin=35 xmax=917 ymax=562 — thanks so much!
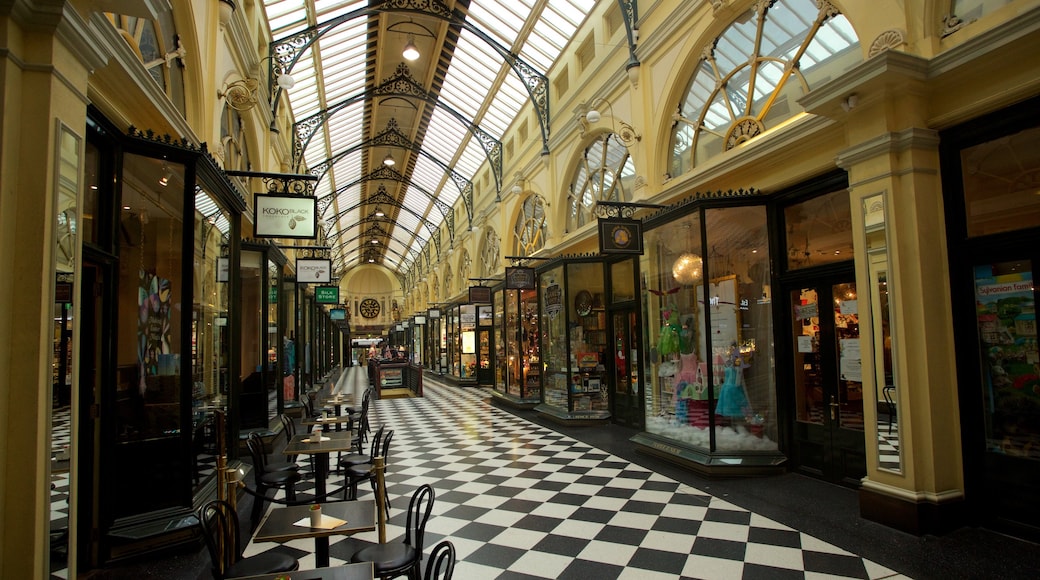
xmin=249 ymin=369 xmax=905 ymax=579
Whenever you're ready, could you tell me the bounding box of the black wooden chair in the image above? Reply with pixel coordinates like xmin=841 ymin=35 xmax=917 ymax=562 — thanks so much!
xmin=247 ymin=430 xmax=299 ymax=474
xmin=245 ymin=433 xmax=301 ymax=529
xmin=350 ymin=484 xmax=435 ymax=580
xmin=197 ymin=499 xmax=298 ymax=579
xmin=339 ymin=425 xmax=385 ymax=471
xmin=344 ymin=429 xmax=394 ymax=518
xmin=424 ymin=540 xmax=456 ymax=580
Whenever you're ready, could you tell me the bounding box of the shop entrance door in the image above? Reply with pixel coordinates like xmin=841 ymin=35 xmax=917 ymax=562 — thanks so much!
xmin=609 ymin=308 xmax=643 ymax=428
xmin=786 ymin=273 xmax=866 ymax=484
xmin=476 ymin=327 xmax=494 ymax=386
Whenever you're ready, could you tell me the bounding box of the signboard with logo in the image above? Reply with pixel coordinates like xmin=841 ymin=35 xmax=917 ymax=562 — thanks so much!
xmin=254 ymin=193 xmax=318 ymax=239
xmin=330 ymin=308 xmax=346 ymax=320
xmin=217 ymin=257 xmax=229 ymax=282
xmin=296 ymin=258 xmax=332 ymax=283
xmin=505 ymin=266 xmax=536 ymax=289
xmin=598 ymin=217 xmax=643 ymax=255
xmin=315 ymin=286 xmax=339 ymax=304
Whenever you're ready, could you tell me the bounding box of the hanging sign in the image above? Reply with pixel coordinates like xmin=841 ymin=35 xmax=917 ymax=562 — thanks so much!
xmin=254 ymin=193 xmax=318 ymax=239
xmin=545 ymin=282 xmax=563 ymax=319
xmin=505 ymin=266 xmax=536 ymax=290
xmin=216 ymin=257 xmax=229 ymax=282
xmin=469 ymin=286 xmax=492 ymax=303
xmin=598 ymin=217 xmax=643 ymax=255
xmin=296 ymin=258 xmax=332 ymax=283
xmin=315 ymin=286 xmax=339 ymax=304
xmin=330 ymin=308 xmax=346 ymax=320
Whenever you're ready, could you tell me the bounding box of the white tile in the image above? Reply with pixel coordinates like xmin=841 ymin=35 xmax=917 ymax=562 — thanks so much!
xmin=681 ymin=554 xmax=746 ymax=579
xmin=607 ymin=511 xmax=658 ymax=531
xmin=552 ymin=518 xmax=607 ymax=539
xmin=640 ymin=529 xmax=697 ymax=554
xmin=507 ymin=551 xmax=575 ymax=578
xmin=575 ymin=539 xmax=638 ymax=566
xmin=695 ymin=520 xmax=750 ymax=542
xmin=488 ymin=526 xmax=548 ymax=550
xmin=744 ymin=542 xmax=806 ymax=570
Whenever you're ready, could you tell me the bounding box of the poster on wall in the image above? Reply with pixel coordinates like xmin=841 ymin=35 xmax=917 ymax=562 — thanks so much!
xmin=974 ymin=265 xmax=1039 ymax=451
xmin=138 ymin=269 xmax=174 ymax=395
xmin=254 ymin=193 xmax=318 ymax=239
xmin=296 ymin=258 xmax=332 ymax=283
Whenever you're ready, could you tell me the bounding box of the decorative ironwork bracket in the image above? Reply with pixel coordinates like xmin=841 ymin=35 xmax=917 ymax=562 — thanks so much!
xmin=593 ymin=201 xmax=665 ymax=219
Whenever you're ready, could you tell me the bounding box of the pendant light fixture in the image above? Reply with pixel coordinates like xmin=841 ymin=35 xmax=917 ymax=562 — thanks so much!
xmin=382 ymin=151 xmax=395 ymax=166
xmin=402 ymin=35 xmax=420 ymax=61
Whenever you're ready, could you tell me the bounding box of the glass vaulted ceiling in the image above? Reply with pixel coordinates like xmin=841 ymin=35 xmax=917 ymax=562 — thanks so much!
xmin=262 ymin=0 xmax=595 ymax=275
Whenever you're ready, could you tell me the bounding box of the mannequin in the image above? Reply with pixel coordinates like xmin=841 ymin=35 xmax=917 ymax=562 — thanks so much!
xmin=715 ymin=348 xmax=751 ymax=423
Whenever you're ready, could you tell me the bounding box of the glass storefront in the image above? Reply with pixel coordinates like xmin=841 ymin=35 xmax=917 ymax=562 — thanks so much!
xmin=492 ymin=287 xmax=541 ymax=405
xmin=537 ymin=259 xmax=609 ymax=421
xmin=635 ymin=199 xmax=780 ymax=466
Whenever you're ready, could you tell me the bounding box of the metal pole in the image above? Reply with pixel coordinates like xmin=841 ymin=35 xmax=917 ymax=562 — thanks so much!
xmin=373 ymin=456 xmax=387 ymax=544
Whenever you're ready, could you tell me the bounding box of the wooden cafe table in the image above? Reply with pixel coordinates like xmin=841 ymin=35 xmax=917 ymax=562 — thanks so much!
xmin=252 ymin=500 xmax=377 ymax=569
xmin=302 ymin=413 xmax=353 ymax=433
xmin=234 ymin=562 xmax=374 ymax=580
xmin=282 ymin=430 xmax=355 ymax=500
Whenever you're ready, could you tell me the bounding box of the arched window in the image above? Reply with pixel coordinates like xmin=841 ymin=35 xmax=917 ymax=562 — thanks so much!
xmin=107 ymin=10 xmax=186 ymax=114
xmin=669 ymin=0 xmax=859 ymax=175
xmin=514 ymin=194 xmax=548 ymax=256
xmin=567 ymin=133 xmax=635 ymax=232
xmin=480 ymin=229 xmax=500 ymax=277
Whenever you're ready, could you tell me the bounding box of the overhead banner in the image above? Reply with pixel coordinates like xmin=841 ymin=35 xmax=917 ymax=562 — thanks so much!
xmin=469 ymin=286 xmax=492 ymax=303
xmin=315 ymin=285 xmax=339 ymax=304
xmin=505 ymin=266 xmax=536 ymax=290
xmin=598 ymin=217 xmax=644 ymax=255
xmin=296 ymin=258 xmax=332 ymax=283
xmin=254 ymin=193 xmax=318 ymax=239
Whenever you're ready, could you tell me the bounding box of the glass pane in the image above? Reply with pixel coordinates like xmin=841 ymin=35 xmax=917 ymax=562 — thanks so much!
xmin=974 ymin=261 xmax=1040 ymax=461
xmin=962 ymin=124 xmax=1040 ymax=238
xmin=784 ymin=189 xmax=853 ymax=270
xmin=611 ymin=259 xmax=635 ymax=303
xmin=494 ymin=289 xmax=509 ymax=395
xmin=117 ymin=153 xmax=186 ymax=442
xmin=568 ymin=262 xmax=606 ymax=414
xmin=267 ymin=260 xmax=280 ymax=419
xmin=240 ymin=251 xmax=265 ymax=427
xmin=520 ymin=288 xmax=540 ymax=400
xmin=833 ymin=282 xmax=863 ymax=431
xmin=793 ymin=286 xmax=824 ymax=424
xmin=541 ymin=266 xmax=567 ymax=411
xmin=82 ymin=140 xmax=99 ymax=246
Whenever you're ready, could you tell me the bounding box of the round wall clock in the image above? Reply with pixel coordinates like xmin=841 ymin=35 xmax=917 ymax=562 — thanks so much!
xmin=574 ymin=290 xmax=593 ymax=316
xmin=359 ymin=298 xmax=381 ymax=318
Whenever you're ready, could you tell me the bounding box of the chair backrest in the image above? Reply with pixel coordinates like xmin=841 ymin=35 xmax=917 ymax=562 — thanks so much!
xmin=404 ymin=484 xmax=435 ymax=552
xmin=368 ymin=425 xmax=386 ymax=458
xmin=279 ymin=414 xmax=298 ymax=461
xmin=299 ymin=393 xmax=314 ymax=418
xmin=423 ymin=540 xmax=456 ymax=580
xmin=245 ymin=433 xmax=268 ymax=482
xmin=380 ymin=429 xmax=394 ymax=464
xmin=197 ymin=499 xmax=242 ymax=580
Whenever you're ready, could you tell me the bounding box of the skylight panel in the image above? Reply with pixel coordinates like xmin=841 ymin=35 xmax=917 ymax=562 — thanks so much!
xmin=465 ymin=0 xmax=527 ymax=47
xmin=313 ymin=0 xmax=365 ymax=18
xmin=395 ymin=210 xmax=420 ymax=234
xmin=454 ymin=140 xmax=486 ymax=178
xmin=552 ymin=0 xmax=595 ymax=25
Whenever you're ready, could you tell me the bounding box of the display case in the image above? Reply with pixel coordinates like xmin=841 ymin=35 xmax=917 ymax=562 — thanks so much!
xmin=445 ymin=303 xmax=478 ymax=385
xmin=630 ymin=196 xmax=784 ymax=473
xmin=492 ymin=287 xmax=541 ymax=406
xmin=537 ymin=258 xmax=610 ymax=422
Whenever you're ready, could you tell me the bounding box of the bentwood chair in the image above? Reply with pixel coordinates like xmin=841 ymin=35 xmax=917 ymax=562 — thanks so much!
xmin=424 ymin=540 xmax=457 ymax=580
xmin=350 ymin=484 xmax=435 ymax=580
xmin=247 ymin=430 xmax=299 ymax=474
xmin=198 ymin=499 xmax=299 ymax=579
xmin=339 ymin=425 xmax=385 ymax=471
xmin=245 ymin=433 xmax=301 ymax=529
xmin=344 ymin=429 xmax=394 ymax=518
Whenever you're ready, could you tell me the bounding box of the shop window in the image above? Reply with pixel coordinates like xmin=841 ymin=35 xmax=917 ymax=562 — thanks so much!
xmin=961 ymin=124 xmax=1040 ymax=238
xmin=642 ymin=204 xmax=776 ymax=452
xmin=783 ymin=188 xmax=854 ymax=271
xmin=514 ymin=194 xmax=548 ymax=256
xmin=116 ymin=153 xmax=187 ymax=443
xmin=567 ymin=133 xmax=634 ymax=232
xmin=669 ymin=0 xmax=859 ymax=173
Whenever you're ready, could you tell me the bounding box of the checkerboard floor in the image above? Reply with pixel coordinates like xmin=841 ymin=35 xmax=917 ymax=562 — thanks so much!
xmin=245 ymin=367 xmax=905 ymax=579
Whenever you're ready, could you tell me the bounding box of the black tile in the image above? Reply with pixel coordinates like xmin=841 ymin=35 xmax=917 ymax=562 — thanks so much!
xmin=530 ymin=479 xmax=569 ymax=492
xmin=512 ymin=514 xmax=565 ymax=533
xmin=803 ymin=550 xmax=870 ymax=578
xmin=559 ymin=465 xmax=591 ymax=475
xmin=704 ymin=507 xmax=752 ymax=526
xmin=569 ymin=507 xmax=616 ymax=524
xmin=593 ymin=524 xmax=648 ymax=545
xmin=486 ymin=485 xmax=527 ymax=497
xmin=496 ymin=498 xmax=543 ymax=514
xmin=627 ymin=546 xmax=689 ymax=575
xmin=453 ymin=522 xmax=509 ymax=542
xmin=620 ymin=499 xmax=667 ymax=516
xmin=496 ymin=571 xmax=549 ymax=580
xmin=747 ymin=526 xmax=802 ymax=549
xmin=690 ymin=537 xmax=747 ymax=561
xmin=466 ymin=542 xmax=527 ymax=568
xmin=531 ymin=533 xmax=591 ymax=557
xmin=576 ymin=475 xmax=613 ymax=486
xmin=557 ymin=559 xmax=625 ymax=580
xmin=742 ymin=563 xmax=807 ymax=580
xmin=441 ymin=504 xmax=490 ymax=521
xmin=436 ymin=490 xmax=479 ymax=506
xmin=546 ymin=492 xmax=591 ymax=506
xmin=595 ymin=486 xmax=637 ymax=499
xmin=652 ymin=515 xmax=701 ymax=536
